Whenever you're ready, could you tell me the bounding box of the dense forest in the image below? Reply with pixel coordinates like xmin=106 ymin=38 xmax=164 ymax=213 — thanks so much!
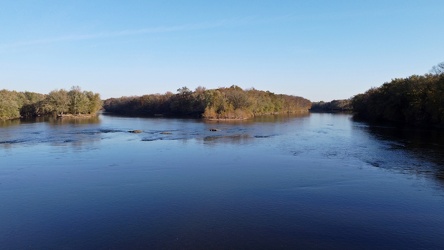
xmin=351 ymin=73 xmax=444 ymax=127
xmin=104 ymin=86 xmax=311 ymax=119
xmin=0 ymin=86 xmax=102 ymax=120
xmin=310 ymin=99 xmax=352 ymax=112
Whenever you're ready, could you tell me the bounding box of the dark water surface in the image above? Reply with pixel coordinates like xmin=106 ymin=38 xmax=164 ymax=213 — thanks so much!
xmin=1 ymin=113 xmax=444 ymax=249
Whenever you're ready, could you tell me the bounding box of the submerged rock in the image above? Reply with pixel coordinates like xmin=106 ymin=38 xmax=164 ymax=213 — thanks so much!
xmin=129 ymin=130 xmax=143 ymax=133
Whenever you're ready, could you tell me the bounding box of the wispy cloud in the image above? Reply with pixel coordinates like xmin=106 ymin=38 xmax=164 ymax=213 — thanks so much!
xmin=0 ymin=17 xmax=257 ymax=51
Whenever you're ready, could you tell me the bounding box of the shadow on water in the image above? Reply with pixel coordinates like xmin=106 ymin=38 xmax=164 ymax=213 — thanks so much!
xmin=358 ymin=123 xmax=444 ymax=185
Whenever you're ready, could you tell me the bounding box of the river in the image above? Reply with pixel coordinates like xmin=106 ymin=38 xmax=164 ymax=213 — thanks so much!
xmin=1 ymin=113 xmax=444 ymax=249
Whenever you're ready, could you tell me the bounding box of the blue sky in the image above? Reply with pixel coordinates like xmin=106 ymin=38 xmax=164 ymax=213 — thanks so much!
xmin=1 ymin=0 xmax=443 ymax=101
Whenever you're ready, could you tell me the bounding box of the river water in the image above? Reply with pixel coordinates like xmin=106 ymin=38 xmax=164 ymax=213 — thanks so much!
xmin=1 ymin=113 xmax=444 ymax=249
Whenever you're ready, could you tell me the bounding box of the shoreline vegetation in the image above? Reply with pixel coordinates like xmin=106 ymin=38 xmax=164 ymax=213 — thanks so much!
xmin=1 ymin=85 xmax=311 ymax=121
xmin=310 ymin=99 xmax=352 ymax=113
xmin=103 ymin=85 xmax=311 ymax=120
xmin=1 ymin=62 xmax=443 ymax=127
xmin=56 ymin=113 xmax=99 ymax=118
xmin=0 ymin=86 xmax=101 ymax=120
xmin=351 ymin=73 xmax=444 ymax=128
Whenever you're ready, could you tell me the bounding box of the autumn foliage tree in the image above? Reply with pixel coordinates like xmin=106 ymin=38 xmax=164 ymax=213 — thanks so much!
xmin=103 ymin=85 xmax=311 ymax=119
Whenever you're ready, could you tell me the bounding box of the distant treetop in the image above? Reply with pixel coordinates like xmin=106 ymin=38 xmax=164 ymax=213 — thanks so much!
xmin=430 ymin=62 xmax=444 ymax=75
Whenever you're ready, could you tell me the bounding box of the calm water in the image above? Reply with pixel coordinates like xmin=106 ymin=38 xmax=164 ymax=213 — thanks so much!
xmin=1 ymin=113 xmax=444 ymax=249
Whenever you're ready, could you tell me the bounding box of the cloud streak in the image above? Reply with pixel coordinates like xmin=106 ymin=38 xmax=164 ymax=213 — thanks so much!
xmin=0 ymin=17 xmax=257 ymax=51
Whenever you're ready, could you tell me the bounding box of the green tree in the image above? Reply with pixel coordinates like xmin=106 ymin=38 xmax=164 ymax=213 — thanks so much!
xmin=352 ymin=74 xmax=444 ymax=127
xmin=84 ymin=91 xmax=102 ymax=114
xmin=0 ymin=90 xmax=21 ymax=120
xmin=68 ymin=86 xmax=89 ymax=114
xmin=46 ymin=89 xmax=70 ymax=115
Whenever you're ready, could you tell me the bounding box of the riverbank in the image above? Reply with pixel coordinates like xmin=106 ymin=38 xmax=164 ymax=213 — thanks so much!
xmin=57 ymin=113 xmax=99 ymax=119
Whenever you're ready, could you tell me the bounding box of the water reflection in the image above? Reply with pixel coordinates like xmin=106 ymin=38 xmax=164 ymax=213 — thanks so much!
xmin=130 ymin=114 xmax=308 ymax=144
xmin=202 ymin=112 xmax=310 ymax=125
xmin=202 ymin=134 xmax=252 ymax=145
xmin=356 ymin=123 xmax=444 ymax=185
xmin=36 ymin=115 xmax=100 ymax=125
xmin=0 ymin=119 xmax=21 ymax=128
xmin=0 ymin=116 xmax=102 ymax=150
xmin=0 ymin=115 xmax=100 ymax=128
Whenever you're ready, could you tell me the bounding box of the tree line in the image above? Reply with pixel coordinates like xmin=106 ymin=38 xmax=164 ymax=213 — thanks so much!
xmin=6 ymin=60 xmax=442 ymax=125
xmin=351 ymin=73 xmax=444 ymax=127
xmin=310 ymin=99 xmax=352 ymax=112
xmin=0 ymin=86 xmax=102 ymax=120
xmin=103 ymin=85 xmax=311 ymax=119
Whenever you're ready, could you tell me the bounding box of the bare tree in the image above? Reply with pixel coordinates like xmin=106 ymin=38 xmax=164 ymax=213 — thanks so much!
xmin=430 ymin=62 xmax=444 ymax=75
